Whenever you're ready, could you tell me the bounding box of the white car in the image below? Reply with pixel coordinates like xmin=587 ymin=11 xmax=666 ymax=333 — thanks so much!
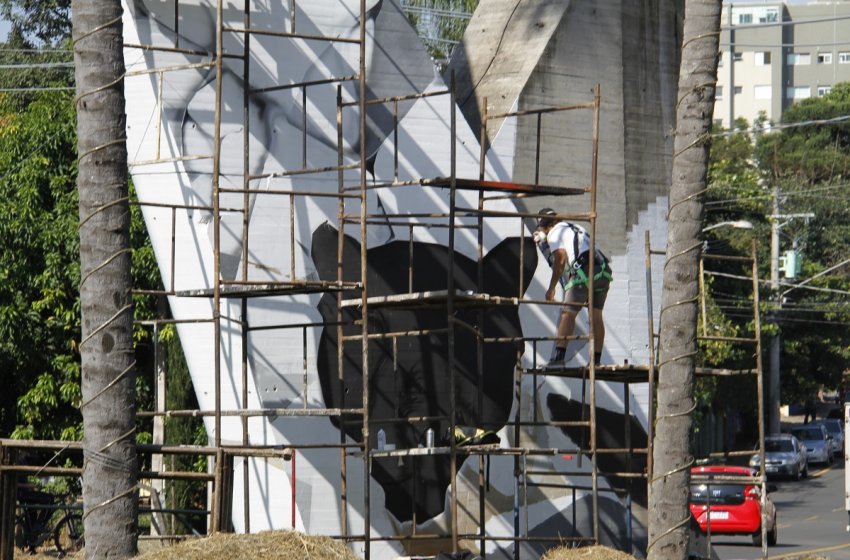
xmin=750 ymin=434 xmax=808 ymax=480
xmin=812 ymin=419 xmax=844 ymax=456
xmin=790 ymin=424 xmax=834 ymax=465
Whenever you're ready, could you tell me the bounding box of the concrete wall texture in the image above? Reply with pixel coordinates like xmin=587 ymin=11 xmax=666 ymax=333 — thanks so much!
xmin=451 ymin=0 xmax=684 ymax=367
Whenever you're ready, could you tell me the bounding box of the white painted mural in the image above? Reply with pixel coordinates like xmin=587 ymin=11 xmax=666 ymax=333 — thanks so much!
xmin=122 ymin=0 xmax=668 ymax=557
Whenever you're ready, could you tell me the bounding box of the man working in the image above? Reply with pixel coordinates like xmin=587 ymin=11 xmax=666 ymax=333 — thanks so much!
xmin=533 ymin=208 xmax=612 ymax=366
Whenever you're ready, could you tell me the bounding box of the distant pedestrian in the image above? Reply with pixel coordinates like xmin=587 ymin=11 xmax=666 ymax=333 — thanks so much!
xmin=803 ymin=393 xmax=818 ymax=424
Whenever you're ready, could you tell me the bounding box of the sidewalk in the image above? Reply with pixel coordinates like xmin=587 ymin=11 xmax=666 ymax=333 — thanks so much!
xmin=780 ymin=402 xmax=841 ymax=431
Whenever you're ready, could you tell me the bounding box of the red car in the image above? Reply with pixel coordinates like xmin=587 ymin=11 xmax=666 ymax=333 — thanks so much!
xmin=689 ymin=465 xmax=778 ymax=546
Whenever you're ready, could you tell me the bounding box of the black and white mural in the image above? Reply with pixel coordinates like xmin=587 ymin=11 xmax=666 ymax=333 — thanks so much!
xmin=122 ymin=0 xmax=671 ymax=557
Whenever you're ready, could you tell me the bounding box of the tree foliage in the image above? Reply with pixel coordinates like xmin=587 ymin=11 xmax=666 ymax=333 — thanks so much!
xmin=756 ymin=83 xmax=850 ymax=184
xmin=0 ymin=90 xmax=80 ymax=439
xmin=0 ymin=0 xmax=71 ymax=47
xmin=0 ymin=89 xmax=167 ymax=442
xmin=400 ymin=0 xmax=479 ymax=63
xmin=704 ymin=83 xmax=850 ymax=410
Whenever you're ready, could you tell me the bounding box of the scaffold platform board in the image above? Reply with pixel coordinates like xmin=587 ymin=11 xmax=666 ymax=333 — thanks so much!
xmin=175 ymin=281 xmax=360 ymax=299
xmin=421 ymin=177 xmax=587 ymax=196
xmin=340 ymin=289 xmax=520 ymax=310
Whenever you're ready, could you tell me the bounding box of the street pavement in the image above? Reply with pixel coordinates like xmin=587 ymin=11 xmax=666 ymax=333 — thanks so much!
xmin=705 ymin=410 xmax=849 ymax=560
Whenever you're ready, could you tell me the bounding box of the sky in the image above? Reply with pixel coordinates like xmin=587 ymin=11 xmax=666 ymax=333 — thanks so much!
xmin=0 ymin=18 xmax=9 ymax=42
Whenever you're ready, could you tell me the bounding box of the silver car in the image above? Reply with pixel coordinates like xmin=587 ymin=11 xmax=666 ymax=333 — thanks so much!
xmin=812 ymin=419 xmax=844 ymax=456
xmin=749 ymin=434 xmax=808 ymax=480
xmin=789 ymin=424 xmax=834 ymax=465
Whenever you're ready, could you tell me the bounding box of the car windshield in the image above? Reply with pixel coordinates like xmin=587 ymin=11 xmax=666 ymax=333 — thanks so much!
xmin=764 ymin=439 xmax=793 ymax=452
xmin=792 ymin=428 xmax=822 ymax=440
xmin=820 ymin=422 xmax=841 ymax=435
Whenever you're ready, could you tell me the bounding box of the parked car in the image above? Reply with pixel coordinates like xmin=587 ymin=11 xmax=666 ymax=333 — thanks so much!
xmin=689 ymin=465 xmax=778 ymax=547
xmin=749 ymin=434 xmax=808 ymax=480
xmin=812 ymin=419 xmax=844 ymax=456
xmin=789 ymin=424 xmax=833 ymax=465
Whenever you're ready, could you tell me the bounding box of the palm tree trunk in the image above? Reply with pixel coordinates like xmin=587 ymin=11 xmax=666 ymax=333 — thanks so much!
xmin=73 ymin=0 xmax=138 ymax=557
xmin=648 ymin=1 xmax=721 ymax=559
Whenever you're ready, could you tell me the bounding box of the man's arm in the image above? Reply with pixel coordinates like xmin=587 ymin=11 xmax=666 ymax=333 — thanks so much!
xmin=545 ymin=248 xmax=567 ymax=301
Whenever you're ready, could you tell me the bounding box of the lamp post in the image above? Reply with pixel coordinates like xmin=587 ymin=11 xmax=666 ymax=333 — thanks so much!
xmin=702 ymin=220 xmax=754 ymax=233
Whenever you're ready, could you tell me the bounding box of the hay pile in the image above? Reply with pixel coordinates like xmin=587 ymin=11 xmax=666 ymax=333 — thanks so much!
xmin=135 ymin=531 xmax=359 ymax=560
xmin=541 ymin=545 xmax=637 ymax=560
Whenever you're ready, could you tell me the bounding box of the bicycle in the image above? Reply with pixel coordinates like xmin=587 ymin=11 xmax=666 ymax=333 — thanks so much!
xmin=15 ymin=483 xmax=84 ymax=556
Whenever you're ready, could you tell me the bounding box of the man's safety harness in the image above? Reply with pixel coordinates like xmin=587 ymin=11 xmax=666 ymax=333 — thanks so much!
xmin=562 ymin=223 xmax=613 ymax=291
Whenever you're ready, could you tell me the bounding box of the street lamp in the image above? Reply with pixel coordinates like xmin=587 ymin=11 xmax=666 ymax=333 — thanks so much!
xmin=702 ymin=220 xmax=754 ymax=233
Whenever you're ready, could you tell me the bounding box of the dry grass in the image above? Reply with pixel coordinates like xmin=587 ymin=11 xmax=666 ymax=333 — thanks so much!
xmin=13 ymin=537 xmax=835 ymax=560
xmin=541 ymin=545 xmax=637 ymax=560
xmin=135 ymin=531 xmax=359 ymax=560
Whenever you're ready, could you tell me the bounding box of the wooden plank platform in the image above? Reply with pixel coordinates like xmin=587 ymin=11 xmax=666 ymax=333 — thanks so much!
xmin=176 ymin=281 xmax=359 ymax=298
xmin=523 ymin=363 xmax=757 ymax=382
xmin=340 ymin=289 xmax=520 ymax=310
xmin=421 ymin=177 xmax=587 ymax=196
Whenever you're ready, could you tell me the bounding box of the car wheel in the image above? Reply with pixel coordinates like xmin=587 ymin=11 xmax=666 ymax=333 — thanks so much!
xmin=802 ymin=462 xmax=808 ymax=478
xmin=753 ymin=529 xmax=763 ymax=547
xmin=767 ymin=518 xmax=778 ymax=546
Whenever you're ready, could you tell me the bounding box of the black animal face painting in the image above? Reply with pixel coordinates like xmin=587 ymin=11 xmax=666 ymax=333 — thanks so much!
xmin=547 ymin=395 xmax=648 ymax=508
xmin=311 ymin=223 xmax=536 ymax=522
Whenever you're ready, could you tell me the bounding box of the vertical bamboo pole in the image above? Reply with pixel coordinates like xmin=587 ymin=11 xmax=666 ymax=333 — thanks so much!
xmin=358 ymin=1 xmax=371 ymax=555
xmin=447 ymin=71 xmax=460 ymax=554
xmin=211 ymin=0 xmax=225 ymax=530
xmin=588 ymin=83 xmax=601 ymax=543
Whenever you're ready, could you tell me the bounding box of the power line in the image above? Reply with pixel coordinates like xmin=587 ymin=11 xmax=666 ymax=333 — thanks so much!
xmin=0 ymin=62 xmax=73 ymax=69
xmin=712 ymin=114 xmax=850 ymax=138
xmin=705 ymin=269 xmax=850 ymax=296
xmin=0 ymin=87 xmax=74 ymax=92
xmin=706 ymin=183 xmax=850 ymax=208
xmin=0 ymin=48 xmax=72 ymax=54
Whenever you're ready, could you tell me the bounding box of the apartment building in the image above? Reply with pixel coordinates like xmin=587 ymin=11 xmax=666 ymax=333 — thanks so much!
xmin=716 ymin=1 xmax=850 ymax=128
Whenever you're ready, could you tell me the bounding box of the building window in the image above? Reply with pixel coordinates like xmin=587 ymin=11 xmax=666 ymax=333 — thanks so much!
xmin=755 ymin=51 xmax=771 ymax=65
xmin=839 ymin=52 xmax=850 ymax=64
xmin=817 ymin=86 xmax=832 ymax=96
xmin=787 ymin=86 xmax=811 ymax=100
xmin=754 ymin=85 xmax=772 ymax=100
xmin=818 ymin=52 xmax=833 ymax=64
xmin=716 ymin=86 xmax=723 ymax=99
xmin=733 ymin=52 xmax=743 ymax=62
xmin=787 ymin=53 xmax=811 ymax=65
xmin=732 ymin=6 xmax=777 ymax=25
xmin=759 ymin=8 xmax=779 ymax=23
xmin=733 ymin=86 xmax=743 ymax=95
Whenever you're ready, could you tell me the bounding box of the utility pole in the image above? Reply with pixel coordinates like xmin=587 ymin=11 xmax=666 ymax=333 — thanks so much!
xmin=768 ymin=184 xmax=781 ymax=434
xmin=767 ymin=182 xmax=814 ymax=435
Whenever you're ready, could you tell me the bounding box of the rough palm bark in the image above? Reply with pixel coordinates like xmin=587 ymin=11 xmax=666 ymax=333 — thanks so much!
xmin=648 ymin=1 xmax=721 ymax=559
xmin=73 ymin=0 xmax=138 ymax=557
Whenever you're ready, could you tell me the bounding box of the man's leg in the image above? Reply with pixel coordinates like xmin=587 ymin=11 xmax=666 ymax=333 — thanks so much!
xmin=590 ymin=282 xmax=609 ymax=363
xmin=549 ymin=306 xmax=579 ymax=364
xmin=556 ymin=308 xmax=578 ymax=350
